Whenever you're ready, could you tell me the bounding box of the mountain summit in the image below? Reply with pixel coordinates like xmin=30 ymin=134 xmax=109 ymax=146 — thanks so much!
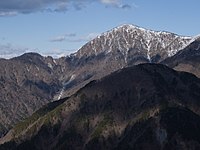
xmin=75 ymin=24 xmax=192 ymax=63
xmin=59 ymin=24 xmax=193 ymax=98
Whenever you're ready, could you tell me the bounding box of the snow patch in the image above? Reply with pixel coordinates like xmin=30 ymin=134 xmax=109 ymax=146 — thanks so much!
xmin=53 ymin=59 xmax=57 ymax=65
xmin=48 ymin=63 xmax=53 ymax=69
xmin=35 ymin=65 xmax=39 ymax=71
xmin=26 ymin=65 xmax=30 ymax=72
xmin=57 ymin=75 xmax=76 ymax=100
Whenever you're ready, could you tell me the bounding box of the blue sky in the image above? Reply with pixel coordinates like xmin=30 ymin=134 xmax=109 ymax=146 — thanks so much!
xmin=0 ymin=0 xmax=200 ymax=58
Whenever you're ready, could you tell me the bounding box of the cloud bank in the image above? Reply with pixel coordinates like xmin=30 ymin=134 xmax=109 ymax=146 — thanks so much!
xmin=0 ymin=0 xmax=132 ymax=16
xmin=49 ymin=32 xmax=100 ymax=43
xmin=0 ymin=43 xmax=29 ymax=58
xmin=0 ymin=43 xmax=74 ymax=59
xmin=49 ymin=33 xmax=76 ymax=42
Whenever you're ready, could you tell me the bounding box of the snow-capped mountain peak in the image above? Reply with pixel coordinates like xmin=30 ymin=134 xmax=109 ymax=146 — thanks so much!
xmin=75 ymin=24 xmax=192 ymax=63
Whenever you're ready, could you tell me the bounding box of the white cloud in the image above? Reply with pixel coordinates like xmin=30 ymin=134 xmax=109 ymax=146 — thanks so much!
xmin=0 ymin=43 xmax=75 ymax=59
xmin=0 ymin=11 xmax=18 ymax=17
xmin=54 ymin=2 xmax=68 ymax=12
xmin=100 ymin=0 xmax=132 ymax=9
xmin=0 ymin=32 xmax=100 ymax=59
xmin=49 ymin=32 xmax=100 ymax=43
xmin=41 ymin=48 xmax=75 ymax=58
xmin=50 ymin=35 xmax=66 ymax=42
xmin=0 ymin=0 xmax=132 ymax=16
xmin=100 ymin=0 xmax=119 ymax=5
xmin=49 ymin=33 xmax=76 ymax=42
xmin=0 ymin=43 xmax=30 ymax=59
xmin=84 ymin=33 xmax=100 ymax=41
xmin=67 ymin=32 xmax=100 ymax=42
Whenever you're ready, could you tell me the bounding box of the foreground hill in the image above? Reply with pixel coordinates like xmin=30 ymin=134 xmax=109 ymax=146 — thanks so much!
xmin=1 ymin=64 xmax=200 ymax=150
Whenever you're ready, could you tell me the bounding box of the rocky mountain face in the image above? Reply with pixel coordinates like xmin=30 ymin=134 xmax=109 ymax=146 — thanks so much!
xmin=0 ymin=53 xmax=70 ymax=137
xmin=57 ymin=24 xmax=192 ymax=98
xmin=162 ymin=37 xmax=200 ymax=77
xmin=75 ymin=24 xmax=191 ymax=62
xmin=0 ymin=24 xmax=197 ymax=138
xmin=1 ymin=64 xmax=200 ymax=150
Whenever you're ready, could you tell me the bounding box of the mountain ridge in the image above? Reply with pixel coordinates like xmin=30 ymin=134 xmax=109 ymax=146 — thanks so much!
xmin=56 ymin=24 xmax=195 ymax=99
xmin=73 ymin=24 xmax=192 ymax=62
xmin=0 ymin=24 xmax=199 ymax=139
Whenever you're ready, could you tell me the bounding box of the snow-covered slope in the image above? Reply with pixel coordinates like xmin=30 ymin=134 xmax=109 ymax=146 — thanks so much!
xmin=74 ymin=24 xmax=192 ymax=63
xmin=55 ymin=24 xmax=195 ymax=99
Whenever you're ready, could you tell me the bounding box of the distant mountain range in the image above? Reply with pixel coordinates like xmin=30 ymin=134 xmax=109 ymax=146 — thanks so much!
xmin=0 ymin=24 xmax=200 ymax=149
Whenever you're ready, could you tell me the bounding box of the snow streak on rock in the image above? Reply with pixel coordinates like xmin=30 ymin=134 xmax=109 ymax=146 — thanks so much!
xmin=57 ymin=75 xmax=76 ymax=100
xmin=75 ymin=24 xmax=192 ymax=62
